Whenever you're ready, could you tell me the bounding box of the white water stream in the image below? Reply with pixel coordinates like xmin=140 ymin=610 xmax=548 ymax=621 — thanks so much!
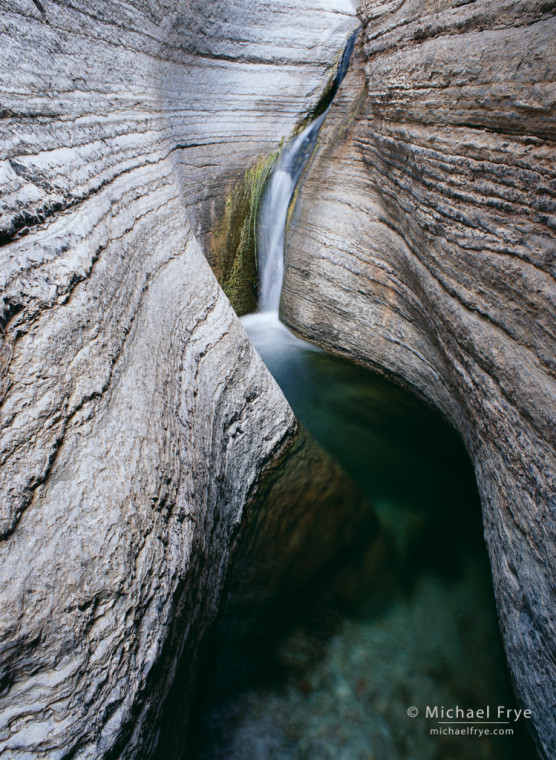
xmin=257 ymin=111 xmax=327 ymax=313
xmin=242 ymin=109 xmax=330 ymax=355
xmin=253 ymin=26 xmax=358 ymax=318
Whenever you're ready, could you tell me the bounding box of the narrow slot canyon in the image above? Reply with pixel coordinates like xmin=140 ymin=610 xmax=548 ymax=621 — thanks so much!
xmin=0 ymin=2 xmax=553 ymax=759
xmin=184 ymin=47 xmax=539 ymax=756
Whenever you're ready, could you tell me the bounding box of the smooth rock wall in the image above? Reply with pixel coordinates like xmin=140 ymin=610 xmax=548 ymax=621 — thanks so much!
xmin=281 ymin=3 xmax=555 ymax=757
xmin=0 ymin=1 xmax=357 ymax=757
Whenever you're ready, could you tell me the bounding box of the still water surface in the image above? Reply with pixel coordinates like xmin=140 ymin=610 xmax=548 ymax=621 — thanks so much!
xmin=191 ymin=314 xmax=536 ymax=760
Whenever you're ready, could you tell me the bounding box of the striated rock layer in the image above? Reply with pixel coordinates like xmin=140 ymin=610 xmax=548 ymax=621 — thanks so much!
xmin=281 ymin=2 xmax=555 ymax=757
xmin=0 ymin=1 xmax=358 ymax=758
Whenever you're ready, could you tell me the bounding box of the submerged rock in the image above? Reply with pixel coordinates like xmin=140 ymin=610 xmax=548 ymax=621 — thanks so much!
xmin=281 ymin=4 xmax=555 ymax=758
xmin=164 ymin=425 xmax=380 ymax=759
xmin=0 ymin=1 xmax=357 ymax=757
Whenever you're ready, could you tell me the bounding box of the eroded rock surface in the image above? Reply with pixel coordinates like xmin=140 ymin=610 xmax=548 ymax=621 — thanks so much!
xmin=282 ymin=4 xmax=555 ymax=757
xmin=0 ymin=1 xmax=357 ymax=757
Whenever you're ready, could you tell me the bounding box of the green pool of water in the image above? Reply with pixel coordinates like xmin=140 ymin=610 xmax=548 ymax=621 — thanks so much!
xmin=190 ymin=314 xmax=536 ymax=760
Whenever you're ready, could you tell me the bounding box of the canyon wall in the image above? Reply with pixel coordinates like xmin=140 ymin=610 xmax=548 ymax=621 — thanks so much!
xmin=0 ymin=1 xmax=357 ymax=757
xmin=281 ymin=2 xmax=555 ymax=757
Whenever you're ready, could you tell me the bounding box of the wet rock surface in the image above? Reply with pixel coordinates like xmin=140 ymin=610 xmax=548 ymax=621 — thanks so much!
xmin=281 ymin=4 xmax=555 ymax=757
xmin=0 ymin=1 xmax=357 ymax=757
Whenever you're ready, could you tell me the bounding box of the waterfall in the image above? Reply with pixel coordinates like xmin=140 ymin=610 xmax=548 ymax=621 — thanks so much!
xmin=256 ymin=27 xmax=359 ymax=314
xmin=257 ymin=111 xmax=327 ymax=312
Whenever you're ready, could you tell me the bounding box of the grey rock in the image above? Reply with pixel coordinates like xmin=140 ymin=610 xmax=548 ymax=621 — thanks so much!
xmin=281 ymin=4 xmax=555 ymax=757
xmin=0 ymin=1 xmax=357 ymax=757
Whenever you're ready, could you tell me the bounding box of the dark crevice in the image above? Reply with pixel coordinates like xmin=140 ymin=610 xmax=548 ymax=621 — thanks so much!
xmin=307 ymin=26 xmax=360 ymax=122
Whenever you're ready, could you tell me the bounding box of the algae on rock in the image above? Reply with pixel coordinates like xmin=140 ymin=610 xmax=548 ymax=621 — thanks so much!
xmin=210 ymin=152 xmax=279 ymax=315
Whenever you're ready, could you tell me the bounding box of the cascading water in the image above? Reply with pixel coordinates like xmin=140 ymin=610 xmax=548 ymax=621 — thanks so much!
xmin=255 ymin=26 xmax=358 ymax=315
xmin=257 ymin=111 xmax=327 ymax=313
xmin=241 ymin=28 xmax=359 ymax=357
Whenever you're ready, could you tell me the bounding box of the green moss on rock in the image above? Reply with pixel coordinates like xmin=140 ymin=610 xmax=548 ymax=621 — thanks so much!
xmin=210 ymin=151 xmax=279 ymax=316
